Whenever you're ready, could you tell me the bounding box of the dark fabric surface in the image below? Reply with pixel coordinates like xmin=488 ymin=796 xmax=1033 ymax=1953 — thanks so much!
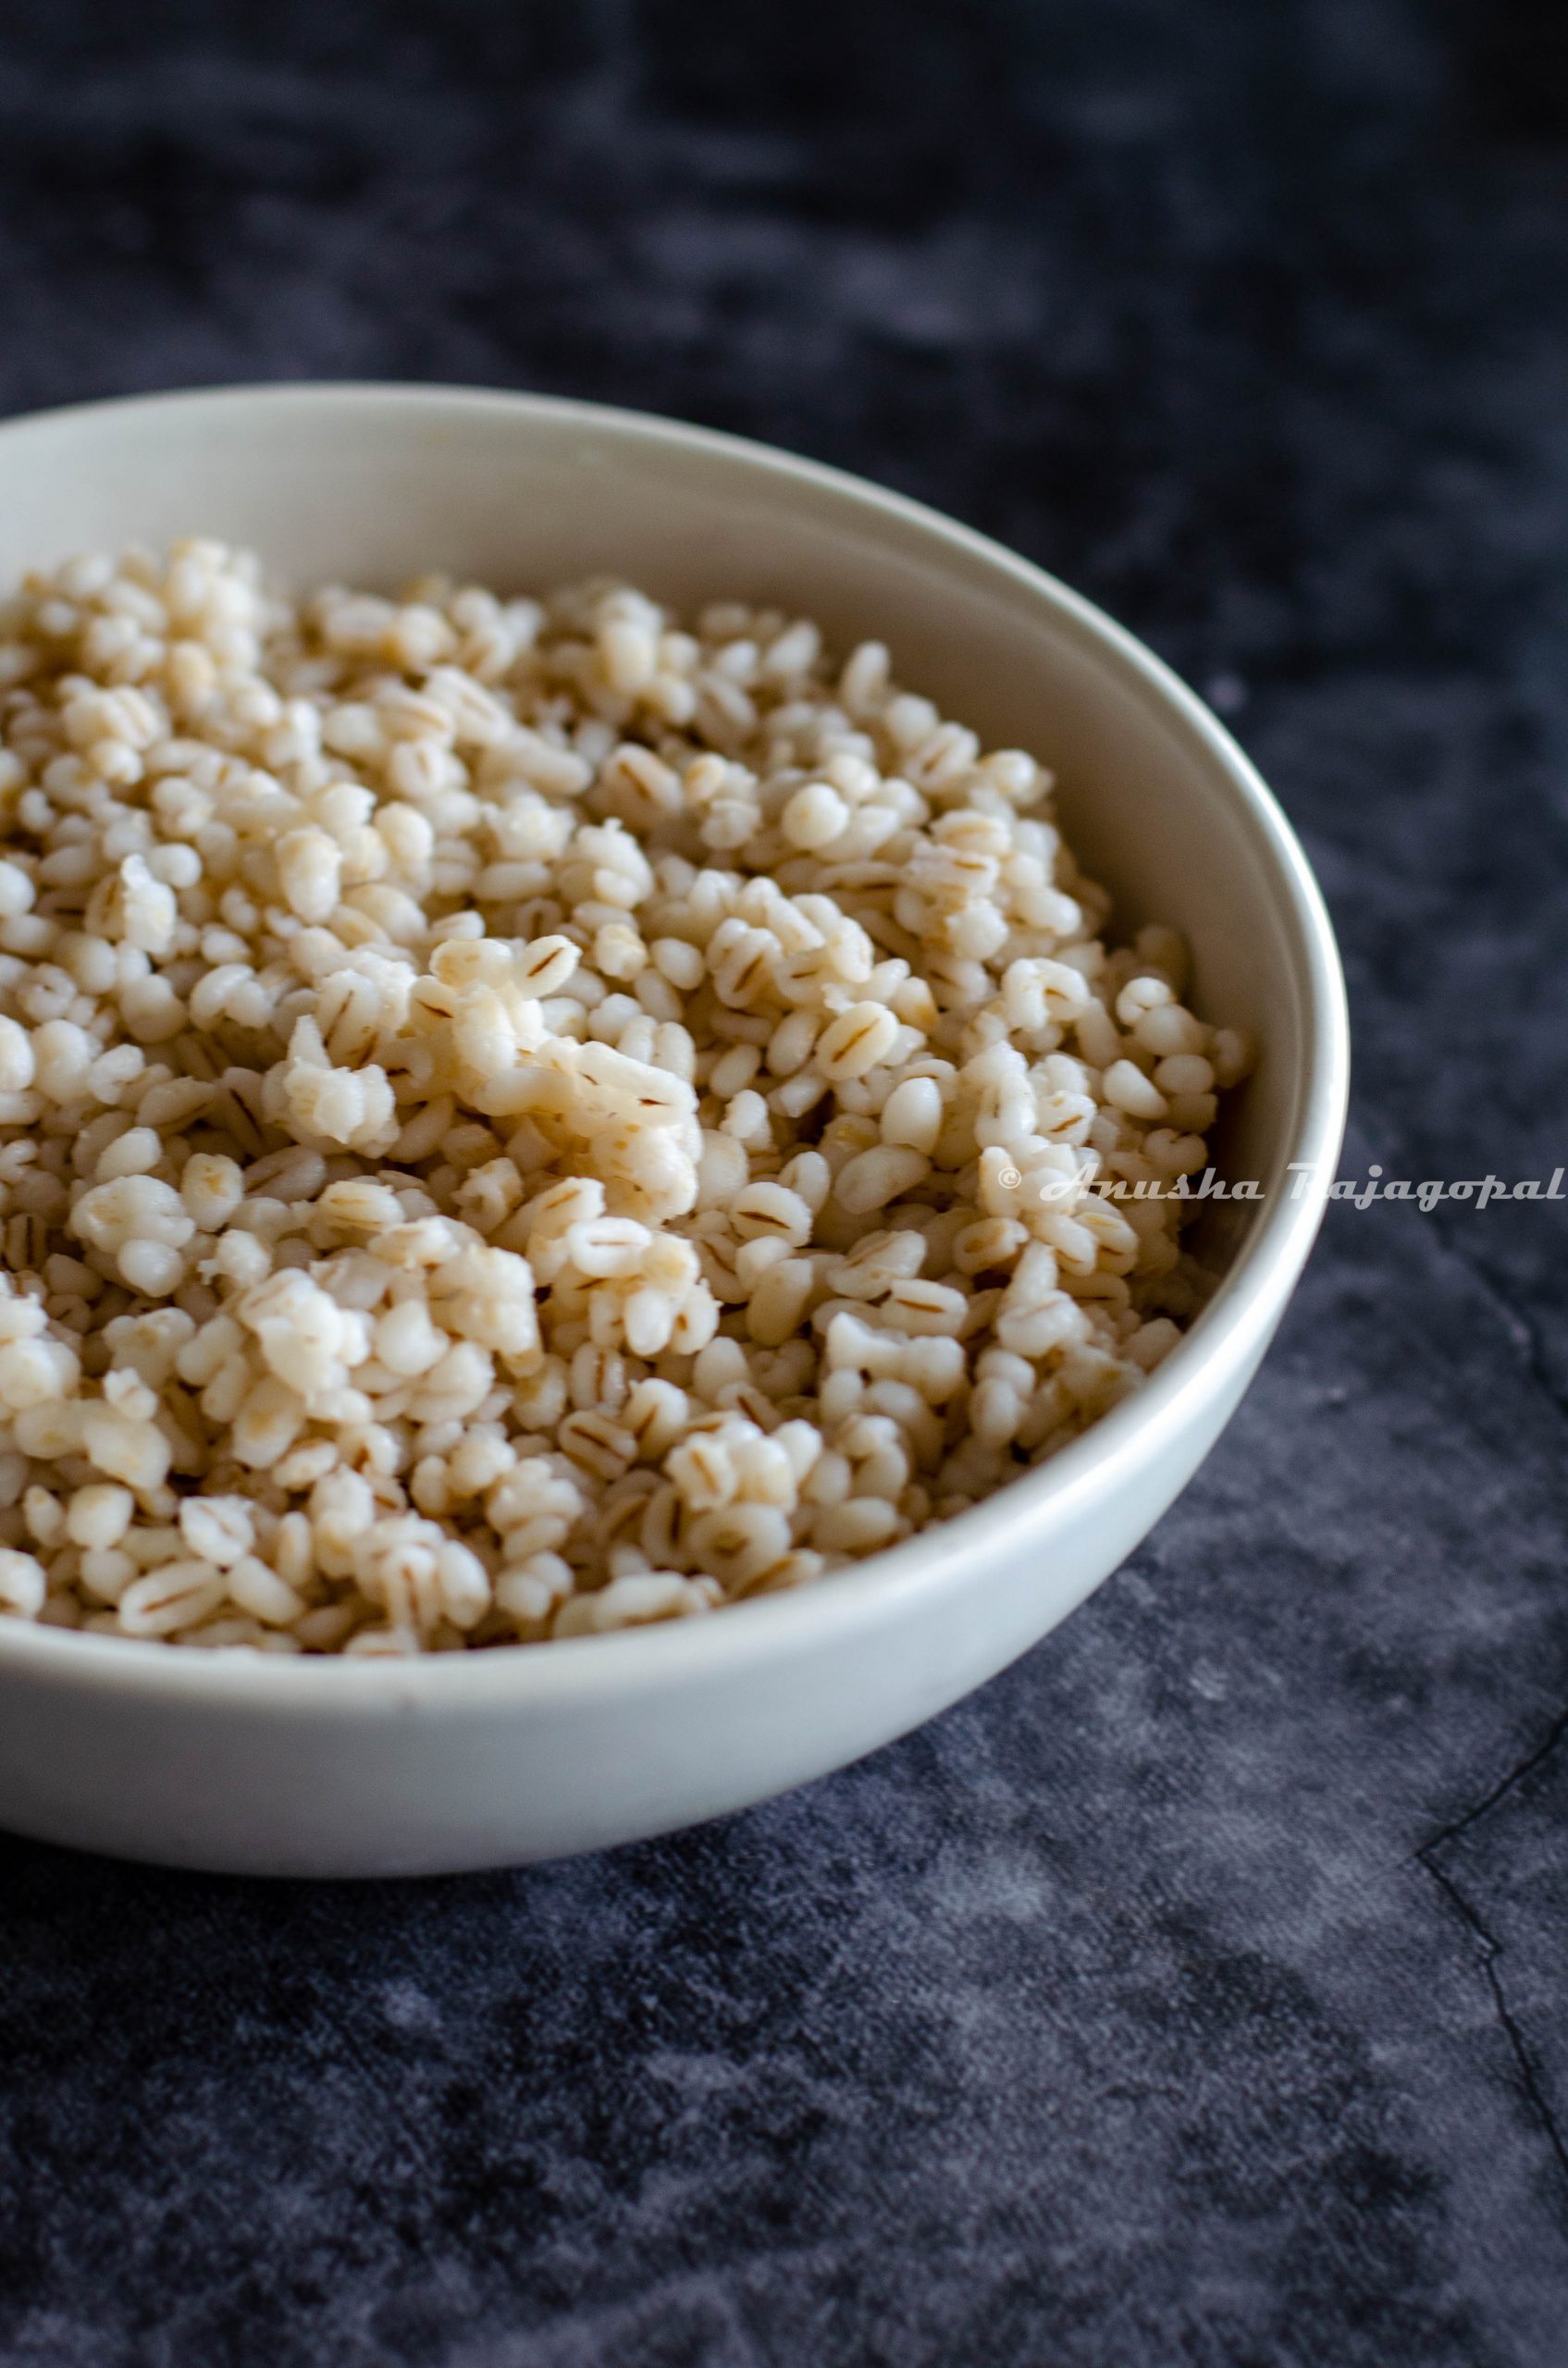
xmin=1 ymin=2 xmax=1567 ymax=2361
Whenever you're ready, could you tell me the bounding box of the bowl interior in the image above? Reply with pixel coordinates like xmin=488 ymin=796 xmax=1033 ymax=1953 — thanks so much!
xmin=0 ymin=384 xmax=1318 ymax=1296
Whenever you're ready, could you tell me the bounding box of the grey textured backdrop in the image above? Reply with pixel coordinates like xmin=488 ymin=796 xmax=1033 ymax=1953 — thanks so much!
xmin=2 ymin=3 xmax=1567 ymax=2362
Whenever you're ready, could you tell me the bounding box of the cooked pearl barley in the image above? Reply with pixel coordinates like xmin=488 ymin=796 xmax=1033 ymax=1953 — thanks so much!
xmin=817 ymin=1004 xmax=900 ymax=1082
xmin=879 ymin=1075 xmax=944 ymax=1154
xmin=0 ymin=1547 xmax=45 ymax=1617
xmin=834 ymin=1146 xmax=931 ymax=1215
xmin=65 ymin=1484 xmax=134 ymax=1551
xmin=0 ymin=544 xmax=1249 ymax=1653
xmin=1103 ymin=1059 xmax=1169 ymax=1120
xmin=782 ymin=782 xmax=850 ymax=850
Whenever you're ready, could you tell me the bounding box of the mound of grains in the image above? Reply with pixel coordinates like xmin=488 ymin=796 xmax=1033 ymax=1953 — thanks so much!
xmin=0 ymin=542 xmax=1251 ymax=1653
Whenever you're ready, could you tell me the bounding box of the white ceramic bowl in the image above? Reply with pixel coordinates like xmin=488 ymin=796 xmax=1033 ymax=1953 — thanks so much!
xmin=0 ymin=385 xmax=1348 ymax=1875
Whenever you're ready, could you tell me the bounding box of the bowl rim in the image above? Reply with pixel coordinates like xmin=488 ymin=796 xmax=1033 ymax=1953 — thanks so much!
xmin=0 ymin=380 xmax=1350 ymax=1707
